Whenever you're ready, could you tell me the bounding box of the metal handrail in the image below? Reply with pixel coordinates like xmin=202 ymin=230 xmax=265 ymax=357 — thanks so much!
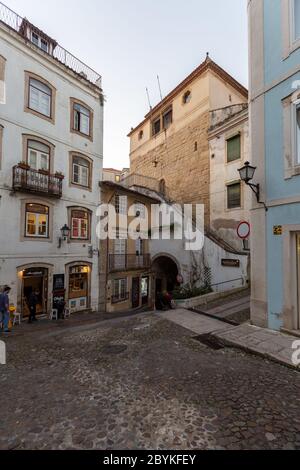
xmin=13 ymin=165 xmax=63 ymax=198
xmin=0 ymin=1 xmax=101 ymax=87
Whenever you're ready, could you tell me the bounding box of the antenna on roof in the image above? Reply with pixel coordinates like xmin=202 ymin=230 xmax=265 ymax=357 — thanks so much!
xmin=157 ymin=75 xmax=163 ymax=101
xmin=146 ymin=88 xmax=152 ymax=112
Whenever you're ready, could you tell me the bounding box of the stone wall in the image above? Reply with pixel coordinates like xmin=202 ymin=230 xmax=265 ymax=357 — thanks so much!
xmin=130 ymin=111 xmax=211 ymax=224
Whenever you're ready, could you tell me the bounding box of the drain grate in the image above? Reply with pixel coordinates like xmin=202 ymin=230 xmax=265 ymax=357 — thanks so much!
xmin=101 ymin=344 xmax=128 ymax=355
xmin=193 ymin=334 xmax=225 ymax=350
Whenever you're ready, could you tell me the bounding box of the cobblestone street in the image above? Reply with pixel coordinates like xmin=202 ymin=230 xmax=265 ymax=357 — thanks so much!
xmin=1 ymin=313 xmax=300 ymax=450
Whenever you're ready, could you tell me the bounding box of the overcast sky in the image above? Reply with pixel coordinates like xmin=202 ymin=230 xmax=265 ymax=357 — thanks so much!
xmin=7 ymin=0 xmax=248 ymax=169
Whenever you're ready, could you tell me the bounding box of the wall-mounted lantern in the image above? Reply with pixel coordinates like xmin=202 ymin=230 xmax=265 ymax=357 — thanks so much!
xmin=238 ymin=161 xmax=268 ymax=211
xmin=58 ymin=224 xmax=71 ymax=248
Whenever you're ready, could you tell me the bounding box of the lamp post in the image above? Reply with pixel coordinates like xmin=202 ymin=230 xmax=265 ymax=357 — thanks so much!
xmin=58 ymin=224 xmax=71 ymax=248
xmin=238 ymin=162 xmax=268 ymax=211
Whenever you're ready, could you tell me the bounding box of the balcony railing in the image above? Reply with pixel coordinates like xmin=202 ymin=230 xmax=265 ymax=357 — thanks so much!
xmin=109 ymin=254 xmax=151 ymax=272
xmin=111 ymin=292 xmax=130 ymax=305
xmin=0 ymin=1 xmax=101 ymax=87
xmin=13 ymin=165 xmax=63 ymax=198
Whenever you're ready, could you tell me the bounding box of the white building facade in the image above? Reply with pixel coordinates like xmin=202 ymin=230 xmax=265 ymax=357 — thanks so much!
xmin=209 ymin=104 xmax=251 ymax=251
xmin=0 ymin=3 xmax=103 ymax=317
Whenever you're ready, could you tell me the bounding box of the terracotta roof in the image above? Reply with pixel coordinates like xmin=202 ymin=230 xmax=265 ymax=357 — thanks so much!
xmin=128 ymin=55 xmax=248 ymax=137
xmin=100 ymin=181 xmax=161 ymax=203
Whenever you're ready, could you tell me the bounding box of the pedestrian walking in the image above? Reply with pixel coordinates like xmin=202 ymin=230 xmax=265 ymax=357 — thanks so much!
xmin=27 ymin=290 xmax=39 ymax=324
xmin=0 ymin=286 xmax=12 ymax=333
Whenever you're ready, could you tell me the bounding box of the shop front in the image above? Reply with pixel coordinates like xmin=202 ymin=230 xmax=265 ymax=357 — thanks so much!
xmin=68 ymin=264 xmax=91 ymax=312
xmin=21 ymin=267 xmax=48 ymax=317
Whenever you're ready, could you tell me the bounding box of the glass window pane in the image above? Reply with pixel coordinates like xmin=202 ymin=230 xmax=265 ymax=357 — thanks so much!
xmin=29 ymin=150 xmax=38 ymax=169
xmin=80 ymin=114 xmax=90 ymax=134
xmin=295 ymin=0 xmax=300 ymax=40
xmin=227 ymin=135 xmax=241 ymax=162
xmin=30 ymin=79 xmax=51 ymax=95
xmin=26 ymin=213 xmax=36 ymax=235
xmin=227 ymin=183 xmax=241 ymax=209
xmin=38 ymin=215 xmax=48 ymax=236
xmin=28 ymin=140 xmax=50 ymax=154
xmin=297 ymin=105 xmax=300 ymax=164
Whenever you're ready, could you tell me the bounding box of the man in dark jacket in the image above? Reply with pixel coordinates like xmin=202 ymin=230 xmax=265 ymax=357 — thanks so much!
xmin=28 ymin=290 xmax=39 ymax=324
xmin=0 ymin=286 xmax=11 ymax=333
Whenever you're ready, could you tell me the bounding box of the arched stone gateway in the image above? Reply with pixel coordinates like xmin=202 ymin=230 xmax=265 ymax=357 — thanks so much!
xmin=152 ymin=255 xmax=179 ymax=296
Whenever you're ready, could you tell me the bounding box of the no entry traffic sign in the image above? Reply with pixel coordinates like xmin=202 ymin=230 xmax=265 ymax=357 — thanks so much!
xmin=237 ymin=221 xmax=250 ymax=240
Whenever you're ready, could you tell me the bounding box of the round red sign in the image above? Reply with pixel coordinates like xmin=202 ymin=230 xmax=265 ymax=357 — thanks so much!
xmin=237 ymin=221 xmax=250 ymax=240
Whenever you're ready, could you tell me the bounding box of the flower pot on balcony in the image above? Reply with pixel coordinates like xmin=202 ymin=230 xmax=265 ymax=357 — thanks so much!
xmin=18 ymin=161 xmax=30 ymax=170
xmin=38 ymin=169 xmax=50 ymax=176
xmin=55 ymin=172 xmax=65 ymax=180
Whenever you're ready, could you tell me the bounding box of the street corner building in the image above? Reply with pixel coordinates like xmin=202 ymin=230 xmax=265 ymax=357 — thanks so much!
xmin=248 ymin=0 xmax=300 ymax=331
xmin=0 ymin=2 xmax=104 ymax=317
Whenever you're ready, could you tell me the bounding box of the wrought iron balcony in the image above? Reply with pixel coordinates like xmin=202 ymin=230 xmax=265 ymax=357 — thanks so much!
xmin=0 ymin=1 xmax=101 ymax=87
xmin=108 ymin=254 xmax=151 ymax=272
xmin=13 ymin=165 xmax=63 ymax=198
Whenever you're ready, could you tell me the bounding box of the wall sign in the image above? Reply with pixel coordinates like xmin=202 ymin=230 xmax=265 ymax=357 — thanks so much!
xmin=221 ymin=259 xmax=240 ymax=268
xmin=53 ymin=274 xmax=65 ymax=311
xmin=273 ymin=226 xmax=283 ymax=236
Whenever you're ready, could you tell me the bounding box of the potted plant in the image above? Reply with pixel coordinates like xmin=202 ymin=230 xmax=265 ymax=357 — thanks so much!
xmin=38 ymin=168 xmax=50 ymax=176
xmin=18 ymin=161 xmax=30 ymax=170
xmin=54 ymin=171 xmax=65 ymax=180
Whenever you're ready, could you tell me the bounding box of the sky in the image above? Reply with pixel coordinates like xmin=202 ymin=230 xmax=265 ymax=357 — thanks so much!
xmin=6 ymin=0 xmax=248 ymax=170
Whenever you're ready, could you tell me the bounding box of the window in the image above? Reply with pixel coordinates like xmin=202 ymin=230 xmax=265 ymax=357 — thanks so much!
xmin=27 ymin=140 xmax=50 ymax=171
xmin=31 ymin=32 xmax=49 ymax=52
xmin=29 ymin=78 xmax=52 ymax=117
xmin=71 ymin=209 xmax=90 ymax=240
xmin=115 ymin=194 xmax=127 ymax=215
xmin=194 ymin=142 xmax=198 ymax=152
xmin=227 ymin=134 xmax=241 ymax=163
xmin=73 ymin=103 xmax=90 ymax=136
xmin=183 ymin=91 xmax=191 ymax=104
xmin=293 ymin=0 xmax=300 ymax=41
xmin=115 ymin=175 xmax=121 ymax=183
xmin=152 ymin=117 xmax=161 ymax=136
xmin=296 ymin=103 xmax=300 ymax=164
xmin=135 ymin=202 xmax=146 ymax=219
xmin=138 ymin=130 xmax=144 ymax=141
xmin=25 ymin=204 xmax=49 ymax=238
xmin=113 ymin=278 xmax=127 ymax=303
xmin=163 ymin=108 xmax=173 ymax=130
xmin=72 ymin=155 xmax=90 ymax=188
xmin=227 ymin=183 xmax=241 ymax=209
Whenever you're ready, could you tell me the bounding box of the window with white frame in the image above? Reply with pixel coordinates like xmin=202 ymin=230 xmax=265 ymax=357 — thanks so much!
xmin=293 ymin=0 xmax=300 ymax=42
xmin=73 ymin=102 xmax=91 ymax=136
xmin=112 ymin=278 xmax=127 ymax=302
xmin=25 ymin=203 xmax=49 ymax=238
xmin=27 ymin=140 xmax=50 ymax=171
xmin=29 ymin=78 xmax=52 ymax=117
xmin=71 ymin=209 xmax=89 ymax=240
xmin=31 ymin=32 xmax=49 ymax=52
xmin=72 ymin=155 xmax=90 ymax=188
xmin=115 ymin=194 xmax=127 ymax=215
xmin=296 ymin=103 xmax=300 ymax=164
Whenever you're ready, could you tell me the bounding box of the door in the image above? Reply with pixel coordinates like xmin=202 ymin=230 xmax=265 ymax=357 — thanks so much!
xmin=22 ymin=268 xmax=47 ymax=317
xmin=132 ymin=277 xmax=140 ymax=309
xmin=297 ymin=234 xmax=300 ymax=329
xmin=141 ymin=277 xmax=149 ymax=306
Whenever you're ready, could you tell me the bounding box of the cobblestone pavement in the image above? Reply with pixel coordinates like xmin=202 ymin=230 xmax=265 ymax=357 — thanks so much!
xmin=1 ymin=313 xmax=300 ymax=450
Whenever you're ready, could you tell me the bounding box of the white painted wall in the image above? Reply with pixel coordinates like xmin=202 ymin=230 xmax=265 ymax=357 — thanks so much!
xmin=0 ymin=25 xmax=103 ymax=312
xmin=209 ymin=109 xmax=251 ymax=251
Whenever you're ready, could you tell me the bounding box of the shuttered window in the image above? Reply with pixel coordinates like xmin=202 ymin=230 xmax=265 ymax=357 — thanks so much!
xmin=227 ymin=183 xmax=241 ymax=209
xmin=227 ymin=134 xmax=241 ymax=163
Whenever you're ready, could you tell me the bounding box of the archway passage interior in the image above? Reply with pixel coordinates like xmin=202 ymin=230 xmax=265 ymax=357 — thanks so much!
xmin=152 ymin=256 xmax=179 ymax=296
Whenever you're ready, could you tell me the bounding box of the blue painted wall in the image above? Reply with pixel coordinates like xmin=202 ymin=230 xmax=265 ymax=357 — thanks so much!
xmin=264 ymin=0 xmax=300 ymax=330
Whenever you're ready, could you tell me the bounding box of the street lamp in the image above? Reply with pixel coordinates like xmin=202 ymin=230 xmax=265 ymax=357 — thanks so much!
xmin=58 ymin=224 xmax=71 ymax=248
xmin=238 ymin=161 xmax=268 ymax=211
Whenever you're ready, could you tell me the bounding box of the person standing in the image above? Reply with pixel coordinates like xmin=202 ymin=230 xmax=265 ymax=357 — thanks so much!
xmin=0 ymin=286 xmax=11 ymax=333
xmin=27 ymin=290 xmax=39 ymax=324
